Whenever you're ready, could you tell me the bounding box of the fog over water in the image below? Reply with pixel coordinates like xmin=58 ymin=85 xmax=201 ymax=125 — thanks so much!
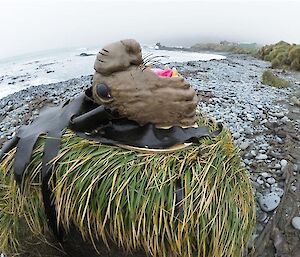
xmin=1 ymin=0 xmax=300 ymax=59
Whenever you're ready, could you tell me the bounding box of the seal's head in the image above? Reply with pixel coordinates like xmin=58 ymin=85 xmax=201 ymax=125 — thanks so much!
xmin=92 ymin=39 xmax=198 ymax=128
xmin=94 ymin=39 xmax=143 ymax=76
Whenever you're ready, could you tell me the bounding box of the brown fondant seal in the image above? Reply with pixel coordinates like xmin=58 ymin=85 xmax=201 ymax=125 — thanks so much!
xmin=92 ymin=39 xmax=198 ymax=128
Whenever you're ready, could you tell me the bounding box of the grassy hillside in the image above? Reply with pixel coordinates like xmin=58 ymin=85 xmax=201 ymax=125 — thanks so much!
xmin=191 ymin=41 xmax=259 ymax=54
xmin=258 ymin=41 xmax=300 ymax=71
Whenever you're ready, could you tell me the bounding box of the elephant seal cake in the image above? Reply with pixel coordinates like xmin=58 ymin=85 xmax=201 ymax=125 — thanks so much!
xmin=92 ymin=39 xmax=197 ymax=127
xmin=0 ymin=39 xmax=255 ymax=257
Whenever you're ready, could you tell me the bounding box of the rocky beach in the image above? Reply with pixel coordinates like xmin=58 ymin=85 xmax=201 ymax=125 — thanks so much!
xmin=0 ymin=53 xmax=300 ymax=256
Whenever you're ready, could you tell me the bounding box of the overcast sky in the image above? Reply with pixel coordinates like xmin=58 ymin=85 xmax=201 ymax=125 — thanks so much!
xmin=0 ymin=0 xmax=300 ymax=59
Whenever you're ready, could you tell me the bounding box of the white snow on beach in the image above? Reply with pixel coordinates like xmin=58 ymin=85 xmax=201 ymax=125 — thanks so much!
xmin=0 ymin=46 xmax=225 ymax=99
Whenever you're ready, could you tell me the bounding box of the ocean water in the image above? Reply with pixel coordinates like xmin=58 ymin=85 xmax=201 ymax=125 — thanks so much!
xmin=0 ymin=45 xmax=225 ymax=99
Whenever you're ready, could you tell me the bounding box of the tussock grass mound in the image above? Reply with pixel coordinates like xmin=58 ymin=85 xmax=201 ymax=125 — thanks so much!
xmin=0 ymin=118 xmax=255 ymax=257
xmin=258 ymin=41 xmax=300 ymax=71
xmin=262 ymin=70 xmax=289 ymax=88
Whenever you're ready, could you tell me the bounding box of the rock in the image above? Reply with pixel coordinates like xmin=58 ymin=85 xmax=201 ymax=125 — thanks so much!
xmin=293 ymin=164 xmax=299 ymax=173
xmin=290 ymin=96 xmax=300 ymax=107
xmin=79 ymin=52 xmax=94 ymax=57
xmin=232 ymin=132 xmax=240 ymax=139
xmin=244 ymin=159 xmax=250 ymax=165
xmin=257 ymin=210 xmax=268 ymax=222
xmin=247 ymin=115 xmax=255 ymax=121
xmin=259 ymin=143 xmax=269 ymax=149
xmin=252 ymin=181 xmax=261 ymax=189
xmin=272 ymin=112 xmax=285 ymax=118
xmin=291 ymin=217 xmax=300 ymax=230
xmin=7 ymin=105 xmax=14 ymax=112
xmin=266 ymin=177 xmax=276 ymax=184
xmin=280 ymin=159 xmax=288 ymax=170
xmin=239 ymin=141 xmax=250 ymax=150
xmin=275 ymin=136 xmax=283 ymax=144
xmin=256 ymin=177 xmax=264 ymax=185
xmin=271 ymin=187 xmax=284 ymax=197
xmin=258 ymin=193 xmax=281 ymax=212
xmin=290 ymin=185 xmax=297 ymax=192
xmin=260 ymin=119 xmax=267 ymax=125
xmin=261 ymin=172 xmax=271 ymax=178
xmin=256 ymin=154 xmax=268 ymax=160
xmin=281 ymin=116 xmax=289 ymax=123
xmin=274 ymin=163 xmax=281 ymax=170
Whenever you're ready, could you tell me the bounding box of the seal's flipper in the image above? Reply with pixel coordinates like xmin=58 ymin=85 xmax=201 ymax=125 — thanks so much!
xmin=0 ymin=136 xmax=19 ymax=160
xmin=70 ymin=105 xmax=116 ymax=132
xmin=14 ymin=134 xmax=40 ymax=184
xmin=42 ymin=131 xmax=63 ymax=179
xmin=41 ymin=130 xmax=65 ymax=241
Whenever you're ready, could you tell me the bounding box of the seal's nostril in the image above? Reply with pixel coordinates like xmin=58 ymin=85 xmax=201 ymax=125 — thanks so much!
xmin=96 ymin=83 xmax=111 ymax=99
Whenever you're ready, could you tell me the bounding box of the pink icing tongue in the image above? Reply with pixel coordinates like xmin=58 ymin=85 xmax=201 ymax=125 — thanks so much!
xmin=151 ymin=68 xmax=173 ymax=77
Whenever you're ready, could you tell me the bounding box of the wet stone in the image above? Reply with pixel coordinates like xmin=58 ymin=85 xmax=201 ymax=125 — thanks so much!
xmin=239 ymin=141 xmax=250 ymax=150
xmin=266 ymin=177 xmax=276 ymax=184
xmin=258 ymin=192 xmax=281 ymax=212
xmin=270 ymin=187 xmax=284 ymax=197
xmin=291 ymin=217 xmax=300 ymax=230
xmin=261 ymin=172 xmax=270 ymax=178
xmin=256 ymin=154 xmax=268 ymax=160
xmin=280 ymin=159 xmax=288 ymax=169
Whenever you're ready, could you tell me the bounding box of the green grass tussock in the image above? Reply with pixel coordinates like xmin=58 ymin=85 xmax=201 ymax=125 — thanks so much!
xmin=258 ymin=41 xmax=300 ymax=71
xmin=262 ymin=70 xmax=289 ymax=88
xmin=0 ymin=117 xmax=256 ymax=257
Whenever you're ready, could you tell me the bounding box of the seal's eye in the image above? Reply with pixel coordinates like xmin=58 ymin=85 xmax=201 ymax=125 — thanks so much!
xmin=96 ymin=83 xmax=111 ymax=99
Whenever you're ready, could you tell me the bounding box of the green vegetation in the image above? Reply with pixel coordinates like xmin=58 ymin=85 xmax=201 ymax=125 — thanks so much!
xmin=258 ymin=41 xmax=300 ymax=71
xmin=191 ymin=41 xmax=259 ymax=55
xmin=0 ymin=117 xmax=255 ymax=257
xmin=262 ymin=70 xmax=289 ymax=88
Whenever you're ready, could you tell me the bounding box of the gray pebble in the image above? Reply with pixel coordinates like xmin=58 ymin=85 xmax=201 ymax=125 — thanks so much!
xmin=258 ymin=192 xmax=281 ymax=212
xmin=256 ymin=177 xmax=264 ymax=185
xmin=232 ymin=132 xmax=240 ymax=139
xmin=244 ymin=159 xmax=250 ymax=165
xmin=256 ymin=154 xmax=268 ymax=160
xmin=239 ymin=141 xmax=250 ymax=150
xmin=291 ymin=217 xmax=300 ymax=230
xmin=281 ymin=116 xmax=289 ymax=123
xmin=280 ymin=159 xmax=288 ymax=171
xmin=266 ymin=177 xmax=276 ymax=184
xmin=274 ymin=163 xmax=281 ymax=170
xmin=272 ymin=112 xmax=285 ymax=118
xmin=293 ymin=164 xmax=299 ymax=172
xmin=275 ymin=136 xmax=283 ymax=143
xmin=259 ymin=143 xmax=269 ymax=149
xmin=261 ymin=172 xmax=271 ymax=178
xmin=280 ymin=159 xmax=288 ymax=168
xmin=257 ymin=210 xmax=268 ymax=222
xmin=290 ymin=185 xmax=297 ymax=192
xmin=271 ymin=187 xmax=284 ymax=197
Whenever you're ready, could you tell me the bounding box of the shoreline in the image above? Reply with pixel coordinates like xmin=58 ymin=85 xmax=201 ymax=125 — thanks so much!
xmin=0 ymin=47 xmax=225 ymax=99
xmin=1 ymin=53 xmax=300 ymax=256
